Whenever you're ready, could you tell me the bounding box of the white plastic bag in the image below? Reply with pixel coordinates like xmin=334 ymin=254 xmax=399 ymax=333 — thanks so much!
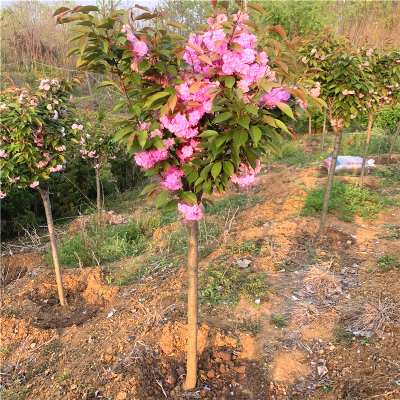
xmin=319 ymin=156 xmax=375 ymax=175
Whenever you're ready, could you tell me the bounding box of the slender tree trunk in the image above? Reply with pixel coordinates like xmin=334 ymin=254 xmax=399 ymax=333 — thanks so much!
xmin=317 ymin=129 xmax=343 ymax=239
xmin=37 ymin=185 xmax=67 ymax=306
xmin=322 ymin=110 xmax=326 ymax=151
xmin=359 ymin=111 xmax=374 ymax=188
xmin=185 ymin=220 xmax=199 ymax=390
xmin=308 ymin=115 xmax=312 ymax=146
xmin=85 ymin=72 xmax=94 ymax=103
xmin=268 ymin=149 xmax=271 ymax=171
xmin=388 ymin=121 xmax=400 ymax=164
xmin=95 ymin=167 xmax=101 ymax=219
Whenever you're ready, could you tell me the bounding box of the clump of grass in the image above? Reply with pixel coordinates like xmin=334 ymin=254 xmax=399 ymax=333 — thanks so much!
xmin=339 ymin=298 xmax=399 ymax=335
xmin=377 ymin=254 xmax=400 ymax=270
xmin=204 ymin=193 xmax=261 ymax=215
xmin=270 ymin=314 xmax=288 ymax=329
xmin=303 ymin=263 xmax=341 ymax=298
xmin=378 ymin=224 xmax=400 ymax=240
xmin=1 ymin=345 xmax=11 ymax=361
xmin=376 ymin=166 xmax=400 ymax=188
xmin=235 ymin=318 xmax=261 ymax=336
xmin=302 ymin=180 xmax=387 ymax=221
xmin=199 ymin=264 xmax=272 ymax=307
xmin=334 ymin=328 xmax=355 ymax=345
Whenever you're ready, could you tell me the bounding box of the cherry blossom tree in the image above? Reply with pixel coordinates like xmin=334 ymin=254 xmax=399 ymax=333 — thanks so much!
xmin=78 ymin=107 xmax=118 ymax=218
xmin=0 ymin=77 xmax=82 ymax=306
xmin=355 ymin=43 xmax=400 ymax=186
xmin=58 ymin=1 xmax=318 ymax=388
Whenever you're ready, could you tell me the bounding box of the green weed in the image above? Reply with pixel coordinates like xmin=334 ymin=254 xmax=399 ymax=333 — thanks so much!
xmin=378 ymin=224 xmax=400 ymax=240
xmin=270 ymin=314 xmax=288 ymax=329
xmin=302 ymin=180 xmax=387 ymax=221
xmin=377 ymin=254 xmax=400 ymax=271
xmin=334 ymin=328 xmax=355 ymax=345
xmin=204 ymin=193 xmax=261 ymax=215
xmin=376 ymin=166 xmax=400 ymax=189
xmin=1 ymin=345 xmax=11 ymax=360
xmin=59 ymin=370 xmax=70 ymax=382
xmin=199 ymin=264 xmax=272 ymax=307
xmin=235 ymin=319 xmax=261 ymax=336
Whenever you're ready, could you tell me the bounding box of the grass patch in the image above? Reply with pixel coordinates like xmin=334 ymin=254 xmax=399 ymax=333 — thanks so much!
xmin=378 ymin=224 xmax=400 ymax=240
xmin=377 ymin=254 xmax=400 ymax=271
xmin=235 ymin=319 xmax=261 ymax=336
xmin=376 ymin=166 xmax=400 ymax=188
xmin=199 ymin=264 xmax=272 ymax=307
xmin=46 ymin=220 xmax=147 ymax=268
xmin=302 ymin=180 xmax=387 ymax=222
xmin=270 ymin=314 xmax=289 ymax=329
xmin=204 ymin=193 xmax=261 ymax=215
xmin=334 ymin=328 xmax=355 ymax=345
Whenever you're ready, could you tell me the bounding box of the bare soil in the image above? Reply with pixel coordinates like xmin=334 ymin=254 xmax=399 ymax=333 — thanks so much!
xmin=1 ymin=167 xmax=399 ymax=400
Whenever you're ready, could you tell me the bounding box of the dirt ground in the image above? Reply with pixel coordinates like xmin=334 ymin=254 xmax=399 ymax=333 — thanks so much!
xmin=1 ymin=164 xmax=399 ymax=400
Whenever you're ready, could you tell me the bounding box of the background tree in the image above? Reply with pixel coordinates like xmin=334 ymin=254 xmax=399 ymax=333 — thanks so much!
xmin=0 ymin=77 xmax=82 ymax=306
xmin=294 ymin=28 xmax=373 ymax=238
xmin=58 ymin=0 xmax=318 ymax=388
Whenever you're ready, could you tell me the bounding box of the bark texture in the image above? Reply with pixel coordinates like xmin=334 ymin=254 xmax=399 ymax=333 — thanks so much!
xmin=388 ymin=121 xmax=400 ymax=164
xmin=38 ymin=185 xmax=66 ymax=306
xmin=318 ymin=129 xmax=343 ymax=238
xmin=359 ymin=111 xmax=374 ymax=188
xmin=322 ymin=110 xmax=327 ymax=151
xmin=95 ymin=167 xmax=101 ymax=219
xmin=185 ymin=220 xmax=199 ymax=390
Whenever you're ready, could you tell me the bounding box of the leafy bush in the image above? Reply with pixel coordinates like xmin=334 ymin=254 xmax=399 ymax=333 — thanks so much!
xmin=374 ymin=105 xmax=400 ymax=134
xmin=377 ymin=254 xmax=400 ymax=270
xmin=199 ymin=264 xmax=272 ymax=307
xmin=302 ymin=180 xmax=387 ymax=221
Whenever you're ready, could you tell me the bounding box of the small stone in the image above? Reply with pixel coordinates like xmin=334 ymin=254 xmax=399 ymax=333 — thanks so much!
xmin=319 ymin=350 xmax=324 ymax=355
xmin=329 ymin=345 xmax=336 ymax=351
xmin=207 ymin=369 xmax=215 ymax=379
xmin=347 ymin=240 xmax=352 ymax=245
xmin=30 ymin=343 xmax=36 ymax=349
xmin=219 ymin=364 xmax=229 ymax=374
xmin=115 ymin=392 xmax=127 ymax=400
xmin=200 ymin=389 xmax=209 ymax=398
xmin=104 ymin=355 xmax=114 ymax=362
xmin=214 ymin=351 xmax=232 ymax=362
xmin=70 ymin=384 xmax=77 ymax=390
xmin=177 ymin=366 xmax=185 ymax=376
xmin=234 ymin=366 xmax=246 ymax=374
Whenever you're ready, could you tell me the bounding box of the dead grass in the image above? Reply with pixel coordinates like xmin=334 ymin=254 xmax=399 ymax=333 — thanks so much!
xmin=291 ymin=303 xmax=322 ymax=332
xmin=302 ymin=262 xmax=341 ymax=298
xmin=340 ymin=298 xmax=399 ymax=334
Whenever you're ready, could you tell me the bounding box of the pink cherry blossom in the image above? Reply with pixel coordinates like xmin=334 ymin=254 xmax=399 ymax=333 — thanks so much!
xmin=178 ymin=203 xmax=203 ymax=220
xmin=162 ymin=166 xmax=185 ymax=190
xmin=0 ymin=150 xmax=9 ymax=158
xmin=30 ymin=181 xmax=39 ymax=188
xmin=0 ymin=191 xmax=6 ymax=199
xmin=55 ymin=145 xmax=66 ymax=151
xmin=350 ymin=114 xmax=356 ymax=119
xmin=49 ymin=165 xmax=63 ymax=173
xmin=301 ymin=56 xmax=307 ymax=63
xmin=46 ymin=104 xmax=52 ymax=110
xmin=38 ymin=160 xmax=48 ymax=168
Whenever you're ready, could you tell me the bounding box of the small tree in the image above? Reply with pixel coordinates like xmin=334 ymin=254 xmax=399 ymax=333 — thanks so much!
xmin=0 ymin=77 xmax=82 ymax=306
xmin=355 ymin=43 xmax=400 ymax=185
xmin=78 ymin=106 xmax=118 ymax=218
xmin=58 ymin=1 xmax=317 ymax=388
xmin=295 ymin=28 xmax=373 ymax=238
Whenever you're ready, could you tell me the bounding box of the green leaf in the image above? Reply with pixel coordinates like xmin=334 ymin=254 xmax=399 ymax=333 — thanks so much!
xmin=140 ymin=183 xmax=158 ymax=195
xmin=144 ymin=91 xmax=170 ymax=108
xmin=273 ymin=101 xmax=294 ymax=119
xmin=181 ymin=192 xmax=197 ymax=204
xmin=233 ymin=130 xmax=248 ymax=147
xmin=155 ymin=191 xmax=169 ymax=208
xmin=167 ymin=65 xmax=178 ymax=76
xmin=274 ymin=119 xmax=289 ymax=133
xmin=111 ymin=103 xmax=125 ymax=112
xmin=245 ymin=104 xmax=258 ymax=115
xmin=137 ymin=60 xmax=151 ymax=71
xmin=77 ymin=5 xmax=99 ymax=12
xmin=223 ymin=161 xmax=234 ymax=176
xmin=237 ymin=116 xmax=251 ymax=130
xmin=199 ymin=130 xmax=219 ymax=138
xmin=78 ymin=35 xmax=88 ymax=54
xmin=138 ymin=130 xmax=148 ymax=148
xmin=168 ymin=34 xmax=185 ymax=40
xmin=167 ymin=21 xmax=184 ymax=30
xmin=213 ymin=112 xmax=232 ymax=124
xmin=165 ymin=199 xmax=179 ymax=212
xmin=152 ymin=135 xmax=164 ymax=148
xmin=114 ymin=126 xmax=135 ymax=141
xmin=225 ymin=76 xmax=235 ymax=88
xmin=187 ymin=171 xmax=199 ymax=184
xmin=211 ymin=161 xmax=222 ymax=179
xmin=249 ymin=126 xmax=262 ymax=145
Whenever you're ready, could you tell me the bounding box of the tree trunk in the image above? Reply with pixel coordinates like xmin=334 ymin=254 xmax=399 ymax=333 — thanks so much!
xmin=95 ymin=167 xmax=101 ymax=219
xmin=388 ymin=121 xmax=400 ymax=164
xmin=268 ymin=149 xmax=271 ymax=171
xmin=322 ymin=110 xmax=326 ymax=151
xmin=85 ymin=72 xmax=94 ymax=103
xmin=185 ymin=220 xmax=199 ymax=390
xmin=308 ymin=115 xmax=312 ymax=146
xmin=317 ymin=129 xmax=343 ymax=239
xmin=359 ymin=111 xmax=374 ymax=188
xmin=37 ymin=185 xmax=67 ymax=306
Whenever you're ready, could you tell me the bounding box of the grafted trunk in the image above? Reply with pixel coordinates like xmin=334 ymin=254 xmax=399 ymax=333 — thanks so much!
xmin=317 ymin=129 xmax=343 ymax=239
xmin=38 ymin=185 xmax=66 ymax=306
xmin=388 ymin=121 xmax=400 ymax=164
xmin=359 ymin=111 xmax=374 ymax=188
xmin=185 ymin=220 xmax=199 ymax=390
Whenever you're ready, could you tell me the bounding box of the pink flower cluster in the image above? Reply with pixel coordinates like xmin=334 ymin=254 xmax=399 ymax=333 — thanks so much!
xmin=231 ymin=160 xmax=261 ymax=187
xmin=49 ymin=165 xmax=63 ymax=173
xmin=134 ymin=148 xmax=169 ymax=169
xmin=161 ymin=166 xmax=185 ymax=190
xmin=122 ymin=24 xmax=149 ymax=71
xmin=177 ymin=203 xmax=203 ymax=220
